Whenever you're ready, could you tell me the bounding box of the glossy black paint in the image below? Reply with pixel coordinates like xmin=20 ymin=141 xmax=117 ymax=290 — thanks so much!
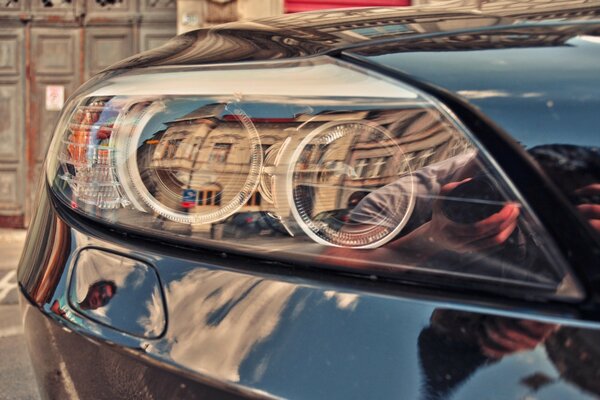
xmin=107 ymin=4 xmax=600 ymax=71
xmin=355 ymin=24 xmax=600 ymax=149
xmin=18 ymin=3 xmax=600 ymax=400
xmin=20 ymin=301 xmax=254 ymax=400
xmin=18 ymin=184 xmax=600 ymax=399
xmin=339 ymin=21 xmax=600 ymax=302
xmin=107 ymin=10 xmax=501 ymax=70
xmin=338 ymin=51 xmax=600 ymax=310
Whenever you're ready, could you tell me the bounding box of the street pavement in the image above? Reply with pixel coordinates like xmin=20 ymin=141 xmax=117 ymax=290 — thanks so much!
xmin=0 ymin=229 xmax=41 ymax=400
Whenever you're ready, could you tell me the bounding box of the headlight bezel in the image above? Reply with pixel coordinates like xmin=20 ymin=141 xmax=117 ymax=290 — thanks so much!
xmin=44 ymin=56 xmax=584 ymax=303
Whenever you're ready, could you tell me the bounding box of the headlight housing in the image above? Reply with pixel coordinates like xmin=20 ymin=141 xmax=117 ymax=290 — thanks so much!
xmin=46 ymin=58 xmax=581 ymax=300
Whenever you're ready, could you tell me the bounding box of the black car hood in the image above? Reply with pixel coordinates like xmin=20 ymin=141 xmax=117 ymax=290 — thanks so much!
xmin=108 ymin=9 xmax=501 ymax=69
xmin=108 ymin=3 xmax=600 ymax=70
xmin=349 ymin=21 xmax=600 ymax=149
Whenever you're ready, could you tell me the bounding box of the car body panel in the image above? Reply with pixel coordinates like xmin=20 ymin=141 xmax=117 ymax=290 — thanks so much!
xmin=18 ymin=3 xmax=600 ymax=399
xmin=18 ymin=185 xmax=600 ymax=399
xmin=106 ymin=9 xmax=510 ymax=70
xmin=350 ymin=23 xmax=600 ymax=148
xmin=108 ymin=3 xmax=600 ymax=71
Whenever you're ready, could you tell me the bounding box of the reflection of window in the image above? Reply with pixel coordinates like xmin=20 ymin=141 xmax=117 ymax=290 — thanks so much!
xmin=197 ymin=190 xmax=222 ymax=206
xmin=369 ymin=157 xmax=389 ymax=178
xmin=415 ymin=148 xmax=436 ymax=169
xmin=164 ymin=139 xmax=183 ymax=159
xmin=354 ymin=158 xmax=369 ymax=178
xmin=352 ymin=157 xmax=390 ymax=179
xmin=298 ymin=144 xmax=315 ymax=169
xmin=317 ymin=144 xmax=329 ymax=164
xmin=261 ymin=144 xmax=272 ymax=158
xmin=208 ymin=143 xmax=232 ymax=164
xmin=246 ymin=192 xmax=261 ymax=206
xmin=186 ymin=143 xmax=199 ymax=161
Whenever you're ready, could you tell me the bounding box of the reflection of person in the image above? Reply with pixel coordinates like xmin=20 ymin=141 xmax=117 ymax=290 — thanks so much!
xmin=528 ymin=145 xmax=600 ymax=235
xmin=351 ymin=144 xmax=599 ymax=257
xmin=79 ymin=280 xmax=117 ymax=310
xmin=347 ymin=190 xmax=369 ymax=208
xmin=350 ymin=150 xmax=522 ymax=257
xmin=420 ymin=308 xmax=600 ymax=399
xmin=316 ymin=151 xmax=526 ymax=272
xmin=418 ymin=309 xmax=557 ymax=400
xmin=393 ymin=178 xmax=520 ymax=255
xmin=545 ymin=326 xmax=600 ymax=396
xmin=576 ymin=184 xmax=600 ymax=233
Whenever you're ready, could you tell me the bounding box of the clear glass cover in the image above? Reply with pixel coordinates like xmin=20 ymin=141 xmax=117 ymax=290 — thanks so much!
xmin=287 ymin=120 xmax=415 ymax=248
xmin=46 ymin=58 xmax=580 ymax=300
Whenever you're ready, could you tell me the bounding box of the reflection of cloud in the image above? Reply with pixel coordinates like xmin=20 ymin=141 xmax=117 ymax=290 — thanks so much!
xmin=323 ymin=291 xmax=359 ymax=311
xmin=128 ymin=268 xmax=147 ymax=289
xmin=458 ymin=90 xmax=544 ymax=99
xmin=521 ymin=92 xmax=544 ymax=98
xmin=165 ymin=270 xmax=296 ymax=382
xmin=138 ymin=286 xmax=166 ymax=338
xmin=458 ymin=90 xmax=511 ymax=99
xmin=579 ymin=35 xmax=600 ymax=44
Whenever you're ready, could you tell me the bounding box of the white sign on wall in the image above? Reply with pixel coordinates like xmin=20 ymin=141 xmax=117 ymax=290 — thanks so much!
xmin=45 ymin=85 xmax=65 ymax=111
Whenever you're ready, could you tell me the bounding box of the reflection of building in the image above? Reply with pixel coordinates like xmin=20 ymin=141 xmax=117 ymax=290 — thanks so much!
xmin=261 ymin=8 xmax=510 ymax=45
xmin=355 ymin=24 xmax=599 ymax=55
xmin=142 ymin=102 xmax=471 ymax=220
xmin=146 ymin=103 xmax=316 ymax=215
xmin=291 ymin=108 xmax=470 ymax=215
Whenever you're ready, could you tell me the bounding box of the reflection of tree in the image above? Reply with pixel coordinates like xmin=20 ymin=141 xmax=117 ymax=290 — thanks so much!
xmin=417 ymin=307 xmax=600 ymax=399
xmin=546 ymin=327 xmax=600 ymax=397
xmin=417 ymin=309 xmax=560 ymax=400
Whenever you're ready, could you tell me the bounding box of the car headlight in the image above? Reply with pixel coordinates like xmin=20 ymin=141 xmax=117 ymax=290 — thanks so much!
xmin=46 ymin=57 xmax=580 ymax=300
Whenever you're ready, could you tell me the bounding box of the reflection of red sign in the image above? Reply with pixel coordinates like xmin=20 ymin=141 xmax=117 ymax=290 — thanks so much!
xmin=45 ymin=85 xmax=65 ymax=111
xmin=285 ymin=0 xmax=410 ymax=12
xmin=181 ymin=189 xmax=197 ymax=208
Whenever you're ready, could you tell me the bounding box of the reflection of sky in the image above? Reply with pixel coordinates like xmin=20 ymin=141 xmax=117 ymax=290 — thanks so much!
xmin=159 ymin=265 xmax=437 ymax=397
xmin=238 ymin=291 xmax=432 ymax=399
xmin=70 ymin=252 xmax=600 ymax=399
xmin=369 ymin=36 xmax=600 ymax=148
xmin=162 ymin=269 xmax=296 ymax=381
xmin=160 ymin=267 xmax=599 ymax=400
xmin=453 ymin=348 xmax=594 ymax=399
xmin=141 ymin=99 xmax=207 ymax=142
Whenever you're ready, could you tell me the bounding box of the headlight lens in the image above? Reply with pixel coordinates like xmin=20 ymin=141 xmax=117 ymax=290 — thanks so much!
xmin=46 ymin=58 xmax=580 ymax=300
xmin=288 ymin=120 xmax=414 ymax=248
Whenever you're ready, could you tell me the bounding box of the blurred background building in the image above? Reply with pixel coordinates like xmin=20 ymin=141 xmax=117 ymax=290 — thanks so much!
xmin=0 ymin=0 xmax=179 ymax=228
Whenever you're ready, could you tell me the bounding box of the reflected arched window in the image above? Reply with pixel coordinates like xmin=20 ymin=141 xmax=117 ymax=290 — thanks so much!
xmin=208 ymin=143 xmax=232 ymax=164
xmin=246 ymin=192 xmax=262 ymax=207
xmin=196 ymin=184 xmax=223 ymax=206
